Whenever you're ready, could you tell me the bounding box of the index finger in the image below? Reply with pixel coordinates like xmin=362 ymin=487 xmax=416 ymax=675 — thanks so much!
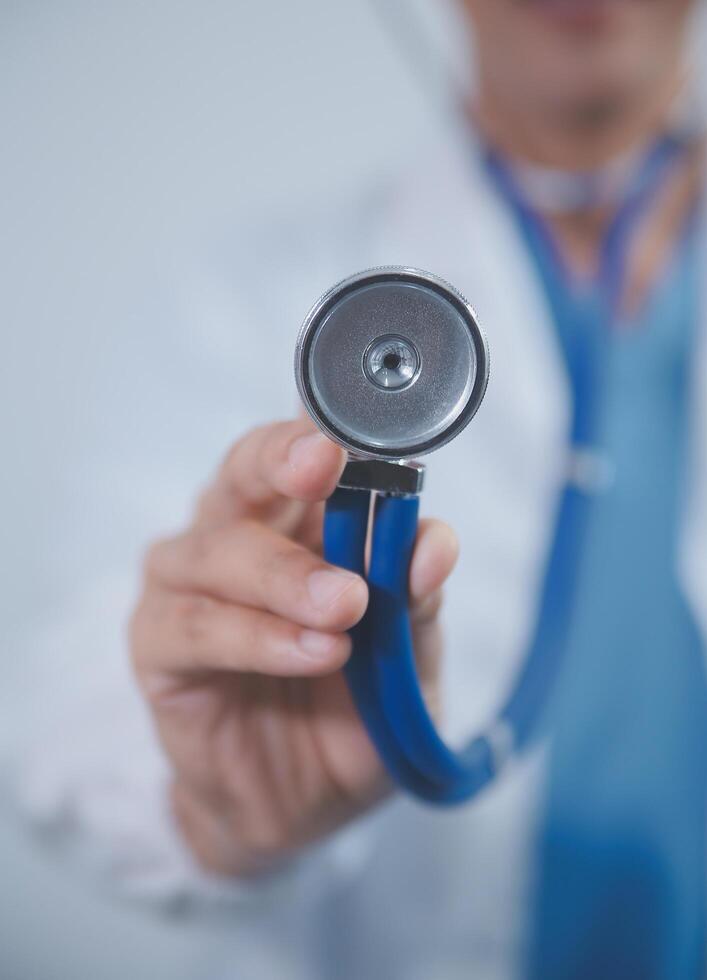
xmin=197 ymin=418 xmax=346 ymax=525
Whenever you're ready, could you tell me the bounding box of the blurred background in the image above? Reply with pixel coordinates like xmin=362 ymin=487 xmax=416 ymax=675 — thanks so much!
xmin=0 ymin=1 xmax=463 ymax=977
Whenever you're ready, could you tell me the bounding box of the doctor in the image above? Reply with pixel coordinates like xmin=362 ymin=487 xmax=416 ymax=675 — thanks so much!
xmin=13 ymin=0 xmax=707 ymax=978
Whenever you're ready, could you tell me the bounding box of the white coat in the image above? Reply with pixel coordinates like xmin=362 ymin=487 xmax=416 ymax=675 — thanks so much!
xmin=4 ymin=120 xmax=707 ymax=980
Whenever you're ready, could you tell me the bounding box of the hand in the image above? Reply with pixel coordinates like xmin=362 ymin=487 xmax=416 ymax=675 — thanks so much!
xmin=129 ymin=418 xmax=459 ymax=877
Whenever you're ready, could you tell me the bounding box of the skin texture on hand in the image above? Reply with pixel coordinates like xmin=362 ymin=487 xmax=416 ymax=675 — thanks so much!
xmin=129 ymin=418 xmax=458 ymax=878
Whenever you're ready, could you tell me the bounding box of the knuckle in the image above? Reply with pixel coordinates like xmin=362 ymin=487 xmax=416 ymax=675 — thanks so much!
xmin=228 ymin=517 xmax=269 ymax=564
xmin=171 ymin=593 xmax=216 ymax=648
xmin=261 ymin=543 xmax=310 ymax=595
xmin=221 ymin=424 xmax=270 ymax=477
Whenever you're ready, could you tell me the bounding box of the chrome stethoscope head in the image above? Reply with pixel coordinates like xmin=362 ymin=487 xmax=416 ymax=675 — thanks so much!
xmin=294 ymin=267 xmax=489 ymax=461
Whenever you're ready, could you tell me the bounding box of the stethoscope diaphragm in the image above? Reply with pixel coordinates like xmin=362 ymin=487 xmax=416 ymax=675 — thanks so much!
xmin=295 ymin=267 xmax=489 ymax=460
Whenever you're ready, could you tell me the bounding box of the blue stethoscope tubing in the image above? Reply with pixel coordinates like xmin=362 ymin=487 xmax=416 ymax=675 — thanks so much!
xmin=324 ymin=474 xmax=595 ymax=804
xmin=322 ymin=136 xmax=687 ymax=806
xmin=324 ymin=490 xmax=503 ymax=803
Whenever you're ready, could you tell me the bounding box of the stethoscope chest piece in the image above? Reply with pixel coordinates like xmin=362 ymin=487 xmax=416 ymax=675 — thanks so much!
xmin=295 ymin=267 xmax=489 ymax=460
xmin=294 ymin=267 xmax=498 ymax=806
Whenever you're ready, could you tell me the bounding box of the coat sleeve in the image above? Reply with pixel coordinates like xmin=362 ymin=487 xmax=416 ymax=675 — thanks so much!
xmin=0 ymin=203 xmax=379 ymax=908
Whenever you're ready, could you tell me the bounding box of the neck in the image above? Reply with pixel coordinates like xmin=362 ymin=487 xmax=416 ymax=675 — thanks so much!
xmin=471 ymin=61 xmax=688 ymax=174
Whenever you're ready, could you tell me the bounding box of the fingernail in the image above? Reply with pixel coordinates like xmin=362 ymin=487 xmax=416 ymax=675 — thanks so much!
xmin=298 ymin=630 xmax=338 ymax=660
xmin=288 ymin=432 xmax=329 ymax=470
xmin=307 ymin=569 xmax=361 ymax=610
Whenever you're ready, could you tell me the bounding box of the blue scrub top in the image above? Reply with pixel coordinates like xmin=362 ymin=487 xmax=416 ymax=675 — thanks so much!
xmin=487 ymin=145 xmax=707 ymax=978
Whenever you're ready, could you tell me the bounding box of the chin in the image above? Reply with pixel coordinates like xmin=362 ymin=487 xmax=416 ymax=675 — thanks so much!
xmin=467 ymin=0 xmax=692 ymax=148
xmin=536 ymin=38 xmax=682 ymax=126
xmin=513 ymin=1 xmax=688 ymax=120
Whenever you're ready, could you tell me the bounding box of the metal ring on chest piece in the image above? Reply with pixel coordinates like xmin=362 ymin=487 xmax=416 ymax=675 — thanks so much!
xmin=294 ymin=267 xmax=489 ymax=460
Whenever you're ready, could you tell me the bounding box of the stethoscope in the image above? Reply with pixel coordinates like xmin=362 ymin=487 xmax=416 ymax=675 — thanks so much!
xmin=292 ymin=133 xmax=690 ymax=805
xmin=293 ymin=265 xmax=583 ymax=805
